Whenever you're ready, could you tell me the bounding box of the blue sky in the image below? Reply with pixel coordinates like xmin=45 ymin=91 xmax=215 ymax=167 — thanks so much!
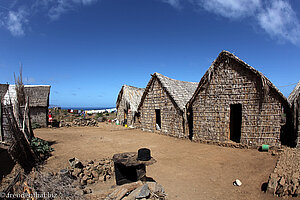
xmin=0 ymin=0 xmax=299 ymax=107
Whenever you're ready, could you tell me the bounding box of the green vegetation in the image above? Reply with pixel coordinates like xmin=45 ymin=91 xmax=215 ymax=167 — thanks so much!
xmin=30 ymin=137 xmax=54 ymax=159
xmin=31 ymin=122 xmax=41 ymax=129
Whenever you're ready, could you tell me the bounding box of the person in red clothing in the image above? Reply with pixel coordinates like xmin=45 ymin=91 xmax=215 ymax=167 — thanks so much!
xmin=48 ymin=110 xmax=53 ymax=127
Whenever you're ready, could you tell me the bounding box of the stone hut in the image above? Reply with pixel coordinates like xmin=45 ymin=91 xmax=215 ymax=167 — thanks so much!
xmin=116 ymin=85 xmax=144 ymax=126
xmin=24 ymin=85 xmax=51 ymax=127
xmin=138 ymin=72 xmax=198 ymax=138
xmin=187 ymin=51 xmax=291 ymax=147
xmin=288 ymin=81 xmax=300 ymax=148
xmin=3 ymin=85 xmax=51 ymax=127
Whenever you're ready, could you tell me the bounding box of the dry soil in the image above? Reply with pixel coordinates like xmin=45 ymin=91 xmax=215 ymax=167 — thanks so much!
xmin=34 ymin=123 xmax=281 ymax=200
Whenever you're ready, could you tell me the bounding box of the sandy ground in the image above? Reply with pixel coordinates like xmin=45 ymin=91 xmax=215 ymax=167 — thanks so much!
xmin=34 ymin=123 xmax=281 ymax=200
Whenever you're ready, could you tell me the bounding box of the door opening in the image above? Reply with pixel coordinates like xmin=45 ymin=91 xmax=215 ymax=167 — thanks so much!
xmin=188 ymin=108 xmax=193 ymax=140
xmin=230 ymin=104 xmax=242 ymax=143
xmin=124 ymin=109 xmax=128 ymax=125
xmin=155 ymin=109 xmax=161 ymax=130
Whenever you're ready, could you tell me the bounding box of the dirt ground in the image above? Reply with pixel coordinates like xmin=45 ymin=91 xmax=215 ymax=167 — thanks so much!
xmin=34 ymin=123 xmax=281 ymax=200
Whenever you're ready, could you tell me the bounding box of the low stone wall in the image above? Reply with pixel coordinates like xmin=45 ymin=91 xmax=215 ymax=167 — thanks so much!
xmin=267 ymin=148 xmax=300 ymax=197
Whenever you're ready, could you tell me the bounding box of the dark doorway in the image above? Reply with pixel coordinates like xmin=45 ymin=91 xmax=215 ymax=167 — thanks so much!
xmin=124 ymin=109 xmax=128 ymax=125
xmin=188 ymin=108 xmax=193 ymax=140
xmin=155 ymin=109 xmax=161 ymax=129
xmin=230 ymin=104 xmax=242 ymax=143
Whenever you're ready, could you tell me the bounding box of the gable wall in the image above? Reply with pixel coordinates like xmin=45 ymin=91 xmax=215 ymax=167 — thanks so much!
xmin=191 ymin=60 xmax=285 ymax=147
xmin=139 ymin=78 xmax=185 ymax=138
xmin=30 ymin=107 xmax=48 ymax=127
xmin=117 ymin=99 xmax=133 ymax=125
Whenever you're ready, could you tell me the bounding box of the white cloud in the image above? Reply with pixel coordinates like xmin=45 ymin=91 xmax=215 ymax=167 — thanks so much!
xmin=163 ymin=0 xmax=300 ymax=45
xmin=162 ymin=0 xmax=181 ymax=9
xmin=48 ymin=0 xmax=99 ymax=20
xmin=6 ymin=8 xmax=28 ymax=36
xmin=48 ymin=0 xmax=72 ymax=20
xmin=196 ymin=0 xmax=261 ymax=19
xmin=0 ymin=0 xmax=100 ymax=36
xmin=257 ymin=0 xmax=300 ymax=45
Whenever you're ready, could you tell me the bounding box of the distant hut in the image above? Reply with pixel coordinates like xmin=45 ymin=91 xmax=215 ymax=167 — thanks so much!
xmin=138 ymin=72 xmax=198 ymax=138
xmin=288 ymin=81 xmax=300 ymax=148
xmin=187 ymin=51 xmax=291 ymax=147
xmin=116 ymin=85 xmax=144 ymax=126
xmin=3 ymin=85 xmax=51 ymax=127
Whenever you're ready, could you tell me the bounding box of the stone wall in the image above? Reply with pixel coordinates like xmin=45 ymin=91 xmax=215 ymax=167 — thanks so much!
xmin=1 ymin=105 xmax=14 ymax=142
xmin=267 ymin=148 xmax=300 ymax=197
xmin=0 ymin=84 xmax=8 ymax=100
xmin=30 ymin=107 xmax=48 ymax=127
xmin=139 ymin=78 xmax=185 ymax=138
xmin=116 ymin=103 xmax=125 ymax=124
xmin=116 ymin=101 xmax=133 ymax=126
xmin=191 ymin=60 xmax=286 ymax=147
xmin=297 ymin=100 xmax=300 ymax=148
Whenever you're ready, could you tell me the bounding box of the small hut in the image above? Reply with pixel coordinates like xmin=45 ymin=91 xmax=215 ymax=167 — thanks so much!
xmin=3 ymin=85 xmax=51 ymax=127
xmin=138 ymin=72 xmax=198 ymax=138
xmin=116 ymin=85 xmax=144 ymax=126
xmin=23 ymin=85 xmax=51 ymax=127
xmin=187 ymin=51 xmax=291 ymax=147
xmin=288 ymin=81 xmax=300 ymax=148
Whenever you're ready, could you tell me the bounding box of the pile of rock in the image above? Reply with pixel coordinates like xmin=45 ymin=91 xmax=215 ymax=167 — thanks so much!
xmin=267 ymin=148 xmax=300 ymax=197
xmin=105 ymin=180 xmax=167 ymax=200
xmin=60 ymin=118 xmax=98 ymax=127
xmin=72 ymin=118 xmax=98 ymax=127
xmin=68 ymin=158 xmax=114 ymax=186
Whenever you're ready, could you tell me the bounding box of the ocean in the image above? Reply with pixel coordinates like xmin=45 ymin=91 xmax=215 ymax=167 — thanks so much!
xmin=51 ymin=107 xmax=115 ymax=111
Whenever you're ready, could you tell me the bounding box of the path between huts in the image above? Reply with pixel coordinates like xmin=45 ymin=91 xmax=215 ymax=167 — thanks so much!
xmin=35 ymin=123 xmax=281 ymax=200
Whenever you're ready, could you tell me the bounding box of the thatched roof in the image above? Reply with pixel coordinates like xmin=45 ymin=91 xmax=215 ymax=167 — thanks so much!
xmin=116 ymin=85 xmax=144 ymax=113
xmin=0 ymin=84 xmax=9 ymax=101
xmin=288 ymin=81 xmax=300 ymax=105
xmin=3 ymin=85 xmax=50 ymax=107
xmin=24 ymin=85 xmax=51 ymax=107
xmin=187 ymin=50 xmax=288 ymax=107
xmin=139 ymin=72 xmax=198 ymax=112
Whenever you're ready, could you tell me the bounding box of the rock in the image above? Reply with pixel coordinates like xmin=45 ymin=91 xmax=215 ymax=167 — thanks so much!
xmin=92 ymin=170 xmax=99 ymax=178
xmin=75 ymin=190 xmax=84 ymax=196
xmin=98 ymin=175 xmax=105 ymax=182
xmin=108 ymin=187 xmax=128 ymax=200
xmin=82 ymin=175 xmax=89 ymax=181
xmin=80 ymin=179 xmax=87 ymax=186
xmin=267 ymin=177 xmax=278 ymax=194
xmin=84 ymin=170 xmax=91 ymax=176
xmin=83 ymin=188 xmax=93 ymax=194
xmin=78 ymin=173 xmax=84 ymax=178
xmin=147 ymin=182 xmax=165 ymax=194
xmin=87 ymin=179 xmax=94 ymax=184
xmin=233 ymin=179 xmax=242 ymax=186
xmin=69 ymin=157 xmax=84 ymax=169
xmin=136 ymin=184 xmax=150 ymax=199
xmin=73 ymin=168 xmax=82 ymax=177
xmin=279 ymin=177 xmax=285 ymax=186
xmin=99 ymin=160 xmax=105 ymax=165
